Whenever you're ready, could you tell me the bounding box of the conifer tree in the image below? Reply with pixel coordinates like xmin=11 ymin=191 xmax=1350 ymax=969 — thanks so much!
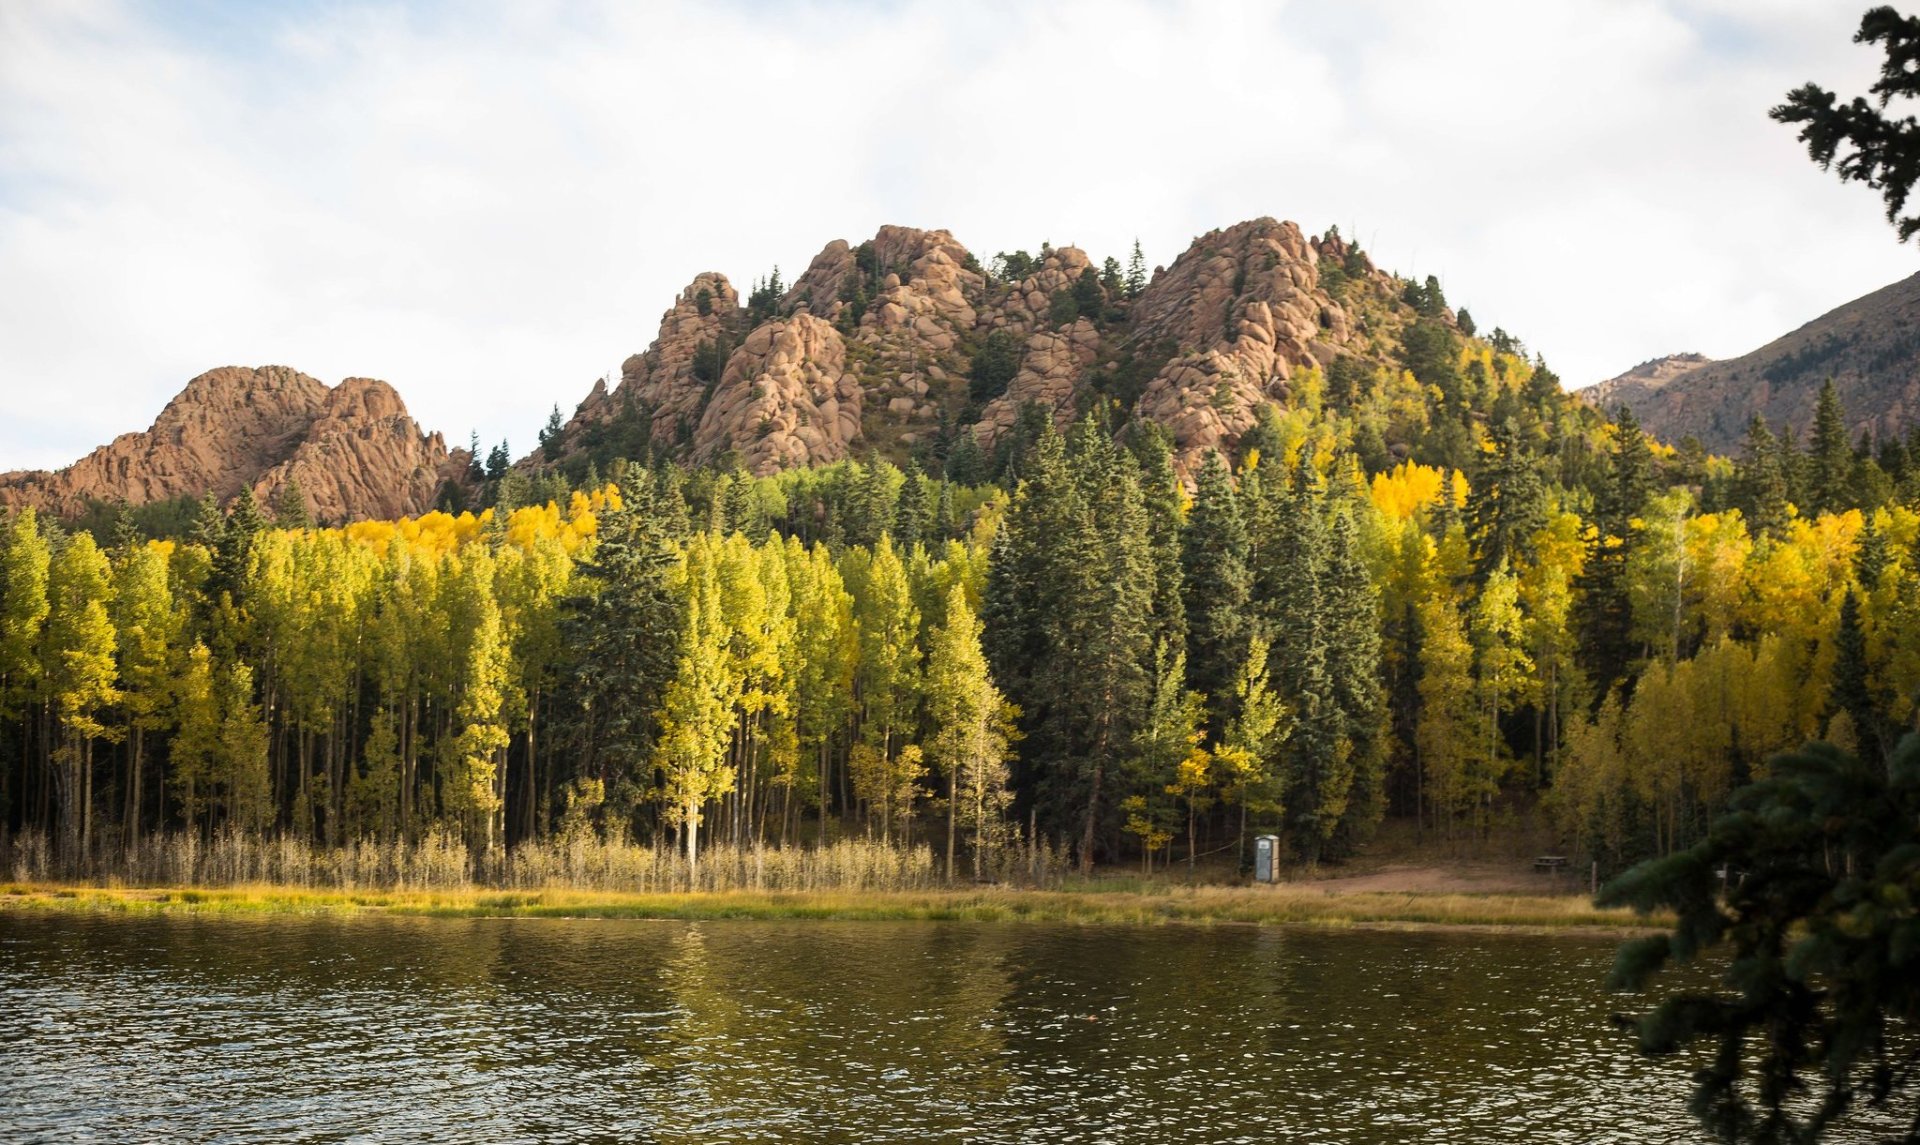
xmin=558 ymin=473 xmax=682 ymax=818
xmin=1808 ymin=379 xmax=1853 ymax=515
xmin=1324 ymin=509 xmax=1388 ymax=848
xmin=893 ymin=466 xmax=927 ymax=551
xmin=274 ymin=478 xmax=311 ymax=530
xmin=1135 ymin=427 xmax=1188 ymax=662
xmin=1125 ymin=239 xmax=1148 ymax=299
xmin=1830 ymin=588 xmax=1881 ymax=763
xmin=539 ymin=404 xmax=566 ymax=462
xmin=1734 ymin=415 xmax=1790 ymax=536
xmin=1465 ymin=417 xmax=1546 ymax=580
xmin=1181 ymin=452 xmax=1251 ymax=731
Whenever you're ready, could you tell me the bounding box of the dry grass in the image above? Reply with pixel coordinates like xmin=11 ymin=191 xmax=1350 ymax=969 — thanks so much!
xmin=0 ymin=880 xmax=1662 ymax=932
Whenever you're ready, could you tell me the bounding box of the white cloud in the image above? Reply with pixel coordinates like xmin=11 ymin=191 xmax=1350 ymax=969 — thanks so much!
xmin=0 ymin=0 xmax=1912 ymax=471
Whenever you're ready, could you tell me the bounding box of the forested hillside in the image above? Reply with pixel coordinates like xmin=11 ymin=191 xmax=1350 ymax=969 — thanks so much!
xmin=6 ymin=224 xmax=1920 ymax=885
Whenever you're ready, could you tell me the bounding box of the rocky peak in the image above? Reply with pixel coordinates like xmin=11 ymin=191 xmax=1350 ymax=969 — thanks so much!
xmin=604 ymin=272 xmax=741 ymax=447
xmin=0 ymin=366 xmax=451 ymax=523
xmin=1130 ymin=218 xmax=1353 ymax=470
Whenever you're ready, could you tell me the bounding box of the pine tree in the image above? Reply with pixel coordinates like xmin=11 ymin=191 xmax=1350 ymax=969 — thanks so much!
xmin=1734 ymin=415 xmax=1789 ymax=536
xmin=1125 ymin=239 xmax=1148 ymax=299
xmin=1599 ymin=407 xmax=1657 ymax=529
xmin=893 ymin=466 xmax=928 ymax=551
xmin=557 ymin=471 xmax=682 ymax=820
xmin=1830 ymin=588 xmax=1882 ymax=764
xmin=1465 ymin=417 xmax=1546 ymax=580
xmin=1603 ymin=735 xmax=1920 ymax=1141
xmin=539 ymin=404 xmax=566 ymax=462
xmin=274 ymin=478 xmax=311 ymax=530
xmin=1181 ymin=452 xmax=1251 ymax=732
xmin=1324 ymin=509 xmax=1387 ymax=851
xmin=1808 ymin=379 xmax=1853 ymax=515
xmin=1135 ymin=427 xmax=1188 ymax=663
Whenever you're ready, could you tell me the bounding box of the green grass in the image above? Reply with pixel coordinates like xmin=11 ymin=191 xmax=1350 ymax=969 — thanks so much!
xmin=0 ymin=881 xmax=1664 ymax=932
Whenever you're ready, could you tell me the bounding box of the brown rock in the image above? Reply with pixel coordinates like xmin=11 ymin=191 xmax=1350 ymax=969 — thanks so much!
xmin=0 ymin=365 xmax=450 ymax=523
xmin=692 ymin=314 xmax=860 ymax=474
xmin=1130 ymin=218 xmax=1350 ymax=469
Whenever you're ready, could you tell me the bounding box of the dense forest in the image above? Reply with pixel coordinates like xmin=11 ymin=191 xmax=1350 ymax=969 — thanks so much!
xmin=4 ymin=256 xmax=1920 ymax=887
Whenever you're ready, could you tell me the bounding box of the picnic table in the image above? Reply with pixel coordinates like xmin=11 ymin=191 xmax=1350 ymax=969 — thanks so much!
xmin=1532 ymin=855 xmax=1569 ymax=873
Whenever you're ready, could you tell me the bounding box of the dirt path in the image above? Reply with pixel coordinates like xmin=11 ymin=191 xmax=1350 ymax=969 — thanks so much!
xmin=1295 ymin=860 xmax=1592 ymax=896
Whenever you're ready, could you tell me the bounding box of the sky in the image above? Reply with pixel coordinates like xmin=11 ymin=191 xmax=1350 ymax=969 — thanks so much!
xmin=1 ymin=0 xmax=1914 ymax=472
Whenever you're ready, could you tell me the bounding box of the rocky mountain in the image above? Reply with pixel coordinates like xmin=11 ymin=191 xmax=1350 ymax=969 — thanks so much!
xmin=1584 ymin=273 xmax=1920 ymax=452
xmin=0 ymin=366 xmax=462 ymax=524
xmin=550 ymin=218 xmax=1378 ymax=477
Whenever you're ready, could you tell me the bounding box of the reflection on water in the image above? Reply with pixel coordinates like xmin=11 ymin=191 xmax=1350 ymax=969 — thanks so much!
xmin=0 ymin=912 xmax=1843 ymax=1142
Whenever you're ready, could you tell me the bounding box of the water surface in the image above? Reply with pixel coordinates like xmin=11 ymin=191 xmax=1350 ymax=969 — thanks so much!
xmin=0 ymin=913 xmax=1810 ymax=1142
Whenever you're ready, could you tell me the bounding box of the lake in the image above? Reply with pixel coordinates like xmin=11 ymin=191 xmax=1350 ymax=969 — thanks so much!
xmin=0 ymin=913 xmax=1796 ymax=1142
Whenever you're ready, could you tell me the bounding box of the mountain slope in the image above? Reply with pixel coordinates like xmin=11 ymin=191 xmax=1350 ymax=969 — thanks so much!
xmin=548 ymin=218 xmax=1375 ymax=476
xmin=0 ymin=366 xmax=462 ymax=523
xmin=1585 ymin=273 xmax=1920 ymax=452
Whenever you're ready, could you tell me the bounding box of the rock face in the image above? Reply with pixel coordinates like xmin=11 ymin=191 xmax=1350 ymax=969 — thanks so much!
xmin=1130 ymin=219 xmax=1350 ymax=465
xmin=0 ymin=366 xmax=452 ymax=523
xmin=549 ymin=217 xmax=1370 ymax=476
xmin=694 ymin=314 xmax=861 ymax=472
xmin=602 ymin=272 xmax=742 ymax=450
xmin=1584 ymin=273 xmax=1920 ymax=452
xmin=253 ymin=378 xmax=455 ymax=523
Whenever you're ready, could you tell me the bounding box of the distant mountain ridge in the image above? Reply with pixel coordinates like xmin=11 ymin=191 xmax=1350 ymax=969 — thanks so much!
xmin=0 ymin=366 xmax=462 ymax=524
xmin=1 ymin=214 xmax=1525 ymax=523
xmin=1586 ymin=273 xmax=1920 ymax=452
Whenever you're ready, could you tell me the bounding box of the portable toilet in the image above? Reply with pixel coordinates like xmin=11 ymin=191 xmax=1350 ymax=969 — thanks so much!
xmin=1254 ymin=835 xmax=1280 ymax=884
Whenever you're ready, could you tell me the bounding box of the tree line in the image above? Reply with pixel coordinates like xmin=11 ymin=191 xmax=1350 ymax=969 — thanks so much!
xmin=6 ymin=324 xmax=1919 ymax=882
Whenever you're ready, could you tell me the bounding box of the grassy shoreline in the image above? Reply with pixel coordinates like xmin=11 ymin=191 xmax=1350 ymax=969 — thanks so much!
xmin=0 ymin=881 xmax=1662 ymax=933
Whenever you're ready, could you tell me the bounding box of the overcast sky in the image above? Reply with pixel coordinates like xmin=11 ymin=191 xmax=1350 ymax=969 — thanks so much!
xmin=1 ymin=0 xmax=1914 ymax=471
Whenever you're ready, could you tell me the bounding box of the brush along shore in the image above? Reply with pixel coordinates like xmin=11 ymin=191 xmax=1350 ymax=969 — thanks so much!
xmin=0 ymin=881 xmax=1660 ymax=932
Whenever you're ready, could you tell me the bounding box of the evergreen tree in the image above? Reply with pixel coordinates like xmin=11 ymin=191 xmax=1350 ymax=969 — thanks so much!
xmin=1604 ymin=735 xmax=1920 ymax=1141
xmin=1465 ymin=418 xmax=1546 ymax=580
xmin=1125 ymin=239 xmax=1148 ymax=299
xmin=538 ymin=404 xmax=566 ymax=462
xmin=486 ymin=440 xmax=512 ymax=483
xmin=1733 ymin=415 xmax=1790 ymax=536
xmin=1830 ymin=588 xmax=1882 ymax=764
xmin=945 ymin=428 xmax=988 ymax=486
xmin=1181 ymin=452 xmax=1251 ymax=731
xmin=274 ymin=478 xmax=311 ymax=530
xmin=1807 ymin=379 xmax=1853 ymax=515
xmin=556 ymin=472 xmax=682 ymax=821
xmin=1324 ymin=509 xmax=1387 ymax=850
xmin=893 ymin=466 xmax=927 ymax=551
xmin=1135 ymin=427 xmax=1188 ymax=664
